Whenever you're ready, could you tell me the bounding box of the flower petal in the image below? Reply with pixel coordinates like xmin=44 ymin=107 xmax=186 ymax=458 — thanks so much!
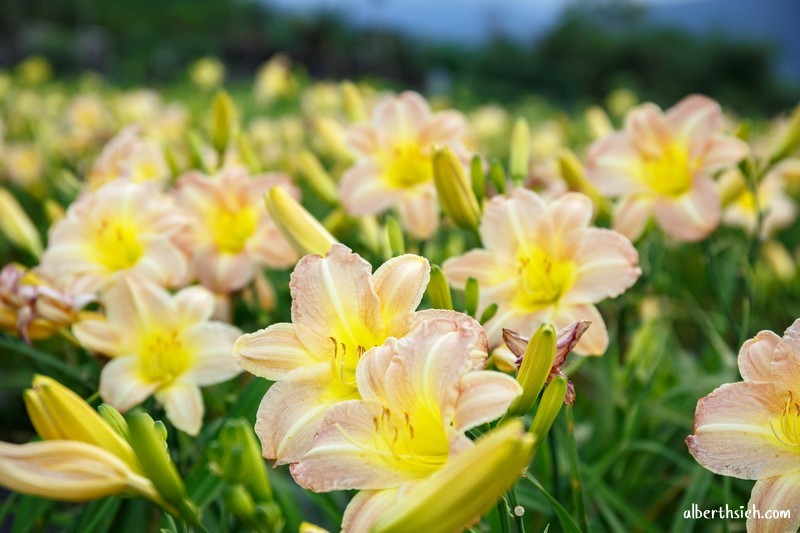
xmin=372 ymin=254 xmax=430 ymax=335
xmin=373 ymin=91 xmax=430 ymax=143
xmin=552 ymin=305 xmax=608 ymax=356
xmin=686 ymin=381 xmax=799 ymax=480
xmin=233 ymin=323 xmax=322 ymax=381
xmin=99 ymin=356 xmax=158 ymax=412
xmin=356 ymin=340 xmax=397 ymax=403
xmin=346 ymin=124 xmax=381 ymax=157
xmin=771 ymin=319 xmax=800 ymax=396
xmin=480 ymin=189 xmax=547 ymax=258
xmin=701 ymin=135 xmax=748 ymax=171
xmin=395 ymin=188 xmax=439 ymax=240
xmin=747 ymin=472 xmax=800 ymax=533
xmin=173 ymin=285 xmax=216 ymax=326
xmin=194 ymin=248 xmax=254 ymax=294
xmin=453 ymin=371 xmax=522 ymax=431
xmin=290 ymin=244 xmax=384 ymax=360
xmin=419 ymin=110 xmax=466 ymax=146
xmin=564 ymin=228 xmax=641 ymax=305
xmin=653 ymin=175 xmax=720 ymax=242
xmin=586 ymin=133 xmax=647 ymax=197
xmin=290 ymin=401 xmax=423 ymax=491
xmin=547 ymin=193 xmax=594 ymax=239
xmin=340 ymin=163 xmax=398 ymax=216
xmin=738 ymin=330 xmax=781 ymax=382
xmin=342 ymin=489 xmax=400 ymax=533
xmin=613 ymin=196 xmax=653 ymax=242
xmin=73 ymin=318 xmax=122 ymax=357
xmin=156 ymin=383 xmax=204 ymax=436
xmin=181 ymin=322 xmax=243 ymax=386
xmin=665 ymin=94 xmax=722 ymax=145
xmin=624 ymin=103 xmax=671 ymax=157
xmin=255 ymin=363 xmax=357 ymax=465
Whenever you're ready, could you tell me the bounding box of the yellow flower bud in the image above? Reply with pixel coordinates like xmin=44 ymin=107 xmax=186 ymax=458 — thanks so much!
xmin=297 ymin=150 xmax=339 ymax=205
xmin=0 ymin=188 xmax=42 ymax=258
xmin=372 ymin=419 xmax=534 ymax=533
xmin=585 ymin=105 xmax=613 ymax=140
xmin=211 ymin=90 xmax=238 ymax=155
xmin=509 ymin=117 xmax=531 ymax=183
xmin=265 ymin=186 xmax=338 ymax=256
xmin=557 ymin=149 xmax=607 ymax=212
xmin=25 ymin=375 xmax=139 ymax=470
xmin=0 ymin=441 xmax=158 ymax=503
xmin=770 ymin=103 xmax=800 ymax=164
xmin=432 ymin=146 xmax=481 ymax=234
xmin=341 ymin=81 xmax=368 ymax=122
xmin=530 ymin=375 xmax=568 ymax=447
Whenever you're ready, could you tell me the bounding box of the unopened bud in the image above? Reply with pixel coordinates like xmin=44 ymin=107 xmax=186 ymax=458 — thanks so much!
xmin=426 ymin=265 xmax=453 ymax=310
xmin=265 ymin=187 xmax=337 ymax=256
xmin=530 ymin=376 xmax=567 ymax=447
xmin=508 ymin=324 xmax=556 ymax=417
xmin=509 ymin=117 xmax=531 ymax=184
xmin=432 ymin=146 xmax=481 ymax=234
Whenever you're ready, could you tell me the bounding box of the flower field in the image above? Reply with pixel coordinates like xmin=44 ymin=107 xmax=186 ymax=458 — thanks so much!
xmin=1 ymin=54 xmax=800 ymax=532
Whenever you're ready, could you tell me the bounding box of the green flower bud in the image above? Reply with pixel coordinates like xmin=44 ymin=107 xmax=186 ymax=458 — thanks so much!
xmin=464 ymin=277 xmax=479 ymax=318
xmin=426 ymin=265 xmax=453 ymax=310
xmin=297 ymin=150 xmax=339 ymax=206
xmin=509 ymin=117 xmax=531 ymax=184
xmin=530 ymin=375 xmax=568 ymax=447
xmin=432 ymin=146 xmax=481 ymax=234
xmin=509 ymin=323 xmax=556 ymax=417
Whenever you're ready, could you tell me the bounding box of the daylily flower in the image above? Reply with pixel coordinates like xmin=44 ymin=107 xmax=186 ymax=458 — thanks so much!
xmin=443 ymin=189 xmax=640 ymax=355
xmin=0 ymin=375 xmax=161 ymax=504
xmin=233 ymin=244 xmax=448 ymax=464
xmin=39 ymin=181 xmax=190 ymax=294
xmin=586 ymin=94 xmax=749 ymax=241
xmin=719 ymin=160 xmax=798 ymax=239
xmin=87 ymin=125 xmax=170 ymax=190
xmin=340 ymin=91 xmax=469 ymax=239
xmin=173 ymin=167 xmax=298 ymax=293
xmin=289 ymin=315 xmax=522 ymax=530
xmin=0 ymin=263 xmax=93 ymax=342
xmin=687 ymin=319 xmax=800 ymax=533
xmin=73 ymin=276 xmax=242 ymax=435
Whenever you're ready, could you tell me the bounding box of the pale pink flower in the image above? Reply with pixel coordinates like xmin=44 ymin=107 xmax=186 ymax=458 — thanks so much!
xmin=586 ymin=95 xmax=749 ymax=242
xmin=290 ymin=315 xmax=521 ymax=531
xmin=687 ymin=320 xmax=800 ymax=533
xmin=86 ymin=126 xmax=170 ymax=190
xmin=173 ymin=167 xmax=298 ymax=293
xmin=73 ymin=276 xmax=242 ymax=435
xmin=233 ymin=244 xmax=460 ymax=465
xmin=340 ymin=91 xmax=469 ymax=239
xmin=443 ymin=189 xmax=640 ymax=355
xmin=39 ymin=181 xmax=190 ymax=294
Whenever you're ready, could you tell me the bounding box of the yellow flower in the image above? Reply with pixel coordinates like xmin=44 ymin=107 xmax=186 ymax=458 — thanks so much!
xmin=174 ymin=167 xmax=299 ymax=293
xmin=688 ymin=319 xmax=800 ymax=532
xmin=444 ymin=189 xmax=640 ymax=355
xmin=73 ymin=276 xmax=242 ymax=435
xmin=233 ymin=244 xmax=458 ymax=464
xmin=0 ymin=375 xmax=160 ymax=504
xmin=39 ymin=181 xmax=190 ymax=294
xmin=340 ymin=91 xmax=470 ymax=239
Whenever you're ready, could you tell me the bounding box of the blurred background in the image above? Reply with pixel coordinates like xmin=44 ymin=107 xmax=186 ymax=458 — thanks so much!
xmin=0 ymin=0 xmax=798 ymax=115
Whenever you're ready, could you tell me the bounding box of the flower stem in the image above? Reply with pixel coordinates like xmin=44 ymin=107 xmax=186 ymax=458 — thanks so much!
xmin=564 ymin=406 xmax=589 ymax=532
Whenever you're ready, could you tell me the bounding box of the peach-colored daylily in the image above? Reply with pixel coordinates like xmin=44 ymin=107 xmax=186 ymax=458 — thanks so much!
xmin=719 ymin=160 xmax=798 ymax=239
xmin=173 ymin=167 xmax=298 ymax=293
xmin=586 ymin=94 xmax=749 ymax=242
xmin=73 ymin=276 xmax=242 ymax=435
xmin=233 ymin=244 xmax=451 ymax=464
xmin=687 ymin=320 xmax=800 ymax=533
xmin=39 ymin=181 xmax=190 ymax=294
xmin=443 ymin=189 xmax=640 ymax=355
xmin=86 ymin=125 xmax=170 ymax=190
xmin=290 ymin=315 xmax=521 ymax=531
xmin=340 ymin=91 xmax=469 ymax=239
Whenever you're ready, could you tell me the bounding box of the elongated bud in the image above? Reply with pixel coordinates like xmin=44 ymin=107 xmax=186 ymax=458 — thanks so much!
xmin=25 ymin=375 xmax=138 ymax=470
xmin=432 ymin=146 xmax=481 ymax=234
xmin=489 ymin=159 xmax=506 ymax=194
xmin=558 ymin=149 xmax=605 ymax=209
xmin=385 ymin=216 xmax=405 ymax=257
xmin=426 ymin=265 xmax=453 ymax=310
xmin=224 ymin=485 xmax=258 ymax=527
xmin=372 ymin=420 xmax=534 ymax=533
xmin=530 ymin=376 xmax=567 ymax=447
xmin=98 ymin=404 xmax=129 ymax=441
xmin=314 ymin=117 xmax=351 ymax=161
xmin=763 ymin=240 xmax=795 ymax=281
xmin=218 ymin=419 xmax=273 ymax=502
xmin=0 ymin=188 xmax=42 ymax=258
xmin=297 ymin=150 xmax=338 ymax=205
xmin=322 ymin=207 xmax=350 ymax=236
xmin=770 ymin=103 xmax=800 ymax=164
xmin=470 ymin=155 xmax=485 ymax=205
xmin=237 ymin=134 xmax=261 ymax=174
xmin=509 ymin=117 xmax=531 ymax=184
xmin=211 ymin=90 xmax=238 ymax=156
xmin=126 ymin=410 xmax=199 ymax=525
xmin=358 ymin=215 xmax=382 ymax=254
xmin=508 ymin=324 xmax=556 ymax=417
xmin=0 ymin=441 xmax=159 ymax=503
xmin=480 ymin=303 xmax=498 ymax=324
xmin=719 ymin=169 xmax=748 ymax=207
xmin=464 ymin=277 xmax=479 ymax=318
xmin=265 ymin=187 xmax=337 ymax=256
xmin=187 ymin=130 xmax=211 ymax=173
xmin=43 ymin=199 xmax=65 ymax=224
xmin=341 ymin=81 xmax=368 ymax=122
xmin=585 ymin=105 xmax=613 ymax=140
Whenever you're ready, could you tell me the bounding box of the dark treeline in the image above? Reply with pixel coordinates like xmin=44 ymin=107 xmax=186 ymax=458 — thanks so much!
xmin=0 ymin=0 xmax=794 ymax=114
